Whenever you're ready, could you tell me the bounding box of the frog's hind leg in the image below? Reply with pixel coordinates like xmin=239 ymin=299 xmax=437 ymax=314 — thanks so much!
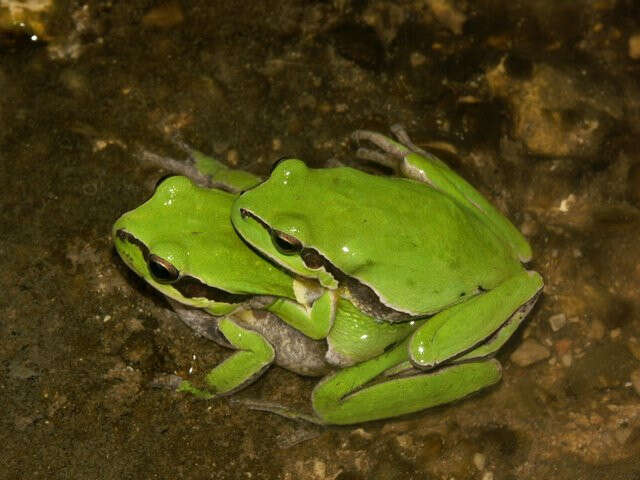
xmin=179 ymin=317 xmax=275 ymax=399
xmin=352 ymin=126 xmax=532 ymax=262
xmin=409 ymin=270 xmax=543 ymax=369
xmin=311 ymin=336 xmax=502 ymax=425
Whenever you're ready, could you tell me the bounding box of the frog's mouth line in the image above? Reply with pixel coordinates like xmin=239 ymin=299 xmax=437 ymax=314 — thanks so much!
xmin=237 ymin=210 xmax=415 ymax=323
xmin=115 ymin=229 xmax=253 ymax=305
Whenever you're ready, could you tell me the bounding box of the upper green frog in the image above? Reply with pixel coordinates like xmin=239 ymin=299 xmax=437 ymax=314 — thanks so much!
xmin=231 ymin=127 xmax=543 ymax=370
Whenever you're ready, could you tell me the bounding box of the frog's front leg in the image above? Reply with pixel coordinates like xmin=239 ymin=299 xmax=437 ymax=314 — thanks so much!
xmin=409 ymin=270 xmax=543 ymax=368
xmin=352 ymin=127 xmax=531 ymax=262
xmin=311 ymin=336 xmax=502 ymax=425
xmin=266 ymin=288 xmax=335 ymax=341
xmin=179 ymin=316 xmax=275 ymax=399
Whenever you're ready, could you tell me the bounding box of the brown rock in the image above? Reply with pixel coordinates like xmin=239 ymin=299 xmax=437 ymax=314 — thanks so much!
xmin=510 ymin=338 xmax=550 ymax=367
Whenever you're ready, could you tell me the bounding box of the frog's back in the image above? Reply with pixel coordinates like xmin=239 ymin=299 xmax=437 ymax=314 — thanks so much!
xmin=255 ymin=163 xmax=526 ymax=315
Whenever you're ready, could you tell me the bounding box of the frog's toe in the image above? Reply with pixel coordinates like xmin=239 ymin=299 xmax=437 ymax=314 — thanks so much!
xmin=352 ymin=129 xmax=409 ymax=158
xmin=390 ymin=124 xmax=427 ymax=156
xmin=230 ymin=398 xmax=325 ymax=425
xmin=354 ymin=146 xmax=399 ymax=169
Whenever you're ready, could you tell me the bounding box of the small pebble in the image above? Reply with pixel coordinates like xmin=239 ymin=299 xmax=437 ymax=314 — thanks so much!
xmin=548 ymin=313 xmax=567 ymax=332
xmin=142 ymin=2 xmax=184 ymax=27
xmin=298 ymin=93 xmax=316 ymax=109
xmin=410 ymin=51 xmax=427 ymax=67
xmin=631 ymin=369 xmax=640 ymax=396
xmin=627 ymin=338 xmax=640 ymax=362
xmin=561 ymin=353 xmax=573 ymax=367
xmin=588 ymin=319 xmax=605 ymax=340
xmin=611 ymin=328 xmax=621 ymax=340
xmin=482 ymin=472 xmax=494 ymax=480
xmin=629 ymin=33 xmax=640 ymax=60
xmin=227 ymin=149 xmax=239 ymax=166
xmin=554 ymin=338 xmax=572 ymax=356
xmin=510 ymin=338 xmax=550 ymax=367
xmin=272 ymin=138 xmax=282 ymax=151
xmin=615 ymin=427 xmax=633 ymax=445
xmin=473 ymin=452 xmax=486 ymax=471
xmin=350 ymin=428 xmax=373 ymax=440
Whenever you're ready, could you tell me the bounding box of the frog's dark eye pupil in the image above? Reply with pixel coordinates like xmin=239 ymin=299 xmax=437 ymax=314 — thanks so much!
xmin=271 ymin=230 xmax=302 ymax=255
xmin=148 ymin=254 xmax=180 ymax=283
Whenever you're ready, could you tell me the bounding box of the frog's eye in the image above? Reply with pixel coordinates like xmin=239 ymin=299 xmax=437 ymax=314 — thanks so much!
xmin=271 ymin=230 xmax=302 ymax=255
xmin=269 ymin=156 xmax=295 ymax=174
xmin=148 ymin=254 xmax=180 ymax=283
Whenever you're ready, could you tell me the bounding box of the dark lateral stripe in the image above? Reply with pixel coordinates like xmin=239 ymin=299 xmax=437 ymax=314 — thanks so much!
xmin=173 ymin=276 xmax=253 ymax=303
xmin=236 ymin=212 xmax=412 ymax=322
xmin=116 ymin=229 xmax=250 ymax=304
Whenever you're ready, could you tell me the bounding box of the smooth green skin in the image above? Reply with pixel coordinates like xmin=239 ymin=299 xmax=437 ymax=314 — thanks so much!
xmin=231 ymin=131 xmax=543 ymax=372
xmin=115 ymin=174 xmax=475 ymax=422
xmin=113 ymin=176 xmax=297 ymax=312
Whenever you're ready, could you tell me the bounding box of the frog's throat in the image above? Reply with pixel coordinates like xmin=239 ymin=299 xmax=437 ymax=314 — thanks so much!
xmin=115 ymin=229 xmax=255 ymax=304
xmin=234 ymin=212 xmax=415 ymax=323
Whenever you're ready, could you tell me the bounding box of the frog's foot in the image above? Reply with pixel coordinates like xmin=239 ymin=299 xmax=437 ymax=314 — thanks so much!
xmin=389 ymin=124 xmax=429 ymax=156
xmin=150 ymin=374 xmax=217 ymax=401
xmin=410 ymin=270 xmax=544 ymax=368
xmin=134 ymin=144 xmax=260 ymax=193
xmin=178 ymin=317 xmax=276 ymax=400
xmin=230 ymin=398 xmax=326 ymax=426
xmin=351 ymin=128 xmax=412 ymax=172
xmin=134 ymin=146 xmax=211 ymax=187
xmin=352 ymin=126 xmax=449 ymax=176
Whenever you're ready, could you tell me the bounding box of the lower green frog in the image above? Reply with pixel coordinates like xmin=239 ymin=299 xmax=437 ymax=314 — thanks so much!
xmin=113 ymin=146 xmax=507 ymax=424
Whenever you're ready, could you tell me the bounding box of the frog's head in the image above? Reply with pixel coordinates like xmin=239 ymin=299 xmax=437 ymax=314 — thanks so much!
xmin=231 ymin=159 xmax=345 ymax=290
xmin=234 ymin=158 xmax=493 ymax=321
xmin=113 ymin=176 xmax=295 ymax=314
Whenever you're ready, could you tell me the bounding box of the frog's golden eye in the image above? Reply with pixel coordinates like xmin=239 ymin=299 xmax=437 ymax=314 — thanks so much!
xmin=271 ymin=230 xmax=302 ymax=255
xmin=148 ymin=254 xmax=180 ymax=283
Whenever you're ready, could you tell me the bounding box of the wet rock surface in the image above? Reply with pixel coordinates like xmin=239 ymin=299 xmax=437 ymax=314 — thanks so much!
xmin=2 ymin=0 xmax=640 ymax=478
